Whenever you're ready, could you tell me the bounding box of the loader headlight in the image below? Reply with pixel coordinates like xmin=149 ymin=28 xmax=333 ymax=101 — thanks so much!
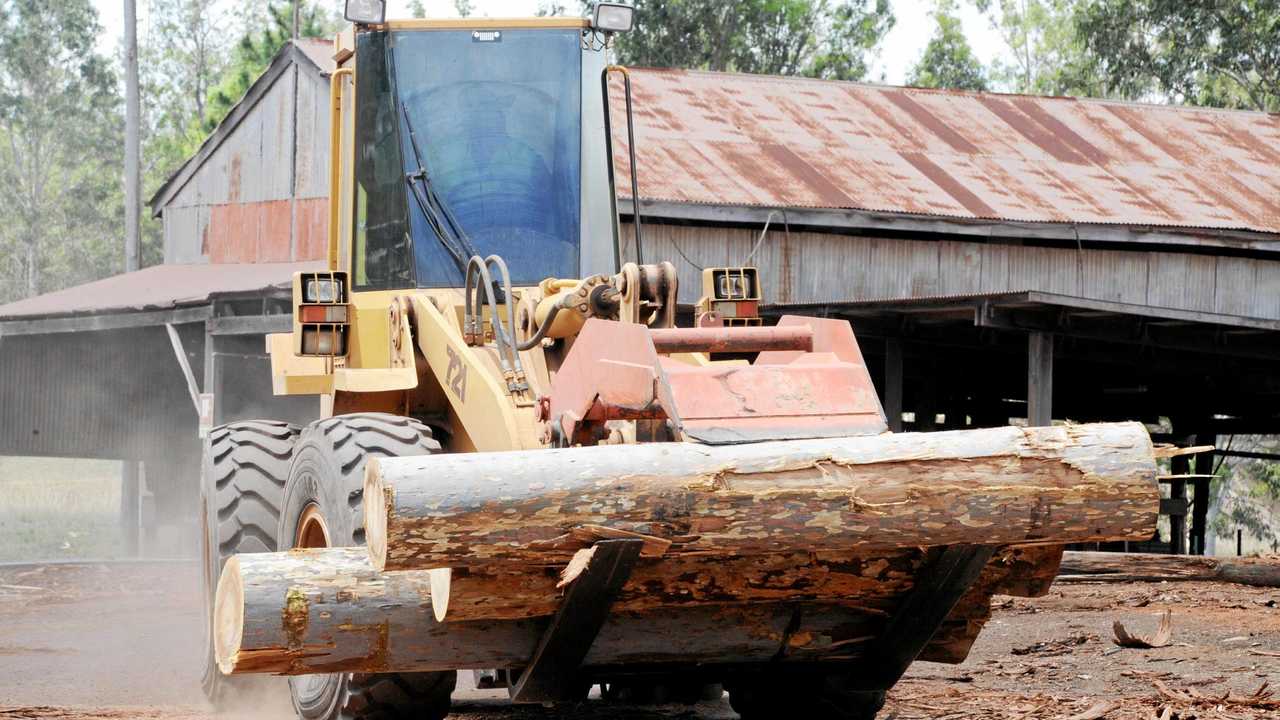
xmin=304 ymin=277 xmax=346 ymax=304
xmin=344 ymin=0 xmax=385 ymax=25
xmin=593 ymin=2 xmax=635 ymax=33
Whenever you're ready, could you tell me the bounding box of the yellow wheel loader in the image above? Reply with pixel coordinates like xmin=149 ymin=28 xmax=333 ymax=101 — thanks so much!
xmin=200 ymin=5 xmax=1161 ymax=720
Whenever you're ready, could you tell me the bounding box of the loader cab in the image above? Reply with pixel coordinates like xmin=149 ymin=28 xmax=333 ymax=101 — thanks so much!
xmin=335 ymin=11 xmax=627 ymax=293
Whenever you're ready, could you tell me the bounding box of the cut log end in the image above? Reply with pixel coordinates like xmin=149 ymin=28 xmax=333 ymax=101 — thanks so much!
xmin=364 ymin=458 xmax=389 ymax=572
xmin=213 ymin=555 xmax=245 ymax=675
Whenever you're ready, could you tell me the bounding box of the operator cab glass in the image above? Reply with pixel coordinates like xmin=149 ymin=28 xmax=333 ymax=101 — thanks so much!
xmin=352 ymin=28 xmax=583 ymax=290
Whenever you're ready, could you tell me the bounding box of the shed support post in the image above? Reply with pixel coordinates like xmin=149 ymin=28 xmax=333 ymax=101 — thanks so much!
xmin=203 ymin=320 xmax=223 ymax=426
xmin=121 ymin=460 xmax=141 ymax=556
xmin=1190 ymin=433 xmax=1214 ymax=556
xmin=884 ymin=338 xmax=903 ymax=433
xmin=1168 ymin=453 xmax=1188 ymax=555
xmin=1027 ymin=332 xmax=1053 ymax=427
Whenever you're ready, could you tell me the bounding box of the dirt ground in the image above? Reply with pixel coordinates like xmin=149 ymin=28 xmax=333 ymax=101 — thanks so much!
xmin=1 ymin=561 xmax=1278 ymax=720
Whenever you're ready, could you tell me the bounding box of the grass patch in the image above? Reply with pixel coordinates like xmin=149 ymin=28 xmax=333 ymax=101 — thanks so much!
xmin=0 ymin=457 xmax=124 ymax=562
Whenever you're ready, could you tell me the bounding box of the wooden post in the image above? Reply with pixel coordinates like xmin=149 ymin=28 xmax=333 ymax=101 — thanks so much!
xmin=1190 ymin=433 xmax=1214 ymax=556
xmin=1027 ymin=332 xmax=1053 ymax=427
xmin=120 ymin=460 xmax=140 ymax=556
xmin=884 ymin=338 xmax=903 ymax=433
xmin=123 ymin=0 xmax=140 ymax=274
xmin=1169 ymin=453 xmax=1188 ymax=555
xmin=203 ymin=321 xmax=222 ymax=425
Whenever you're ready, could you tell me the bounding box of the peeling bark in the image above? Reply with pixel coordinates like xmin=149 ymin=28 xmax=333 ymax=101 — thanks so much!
xmin=366 ymin=423 xmax=1158 ymax=572
xmin=214 ymin=545 xmax=1063 ymax=675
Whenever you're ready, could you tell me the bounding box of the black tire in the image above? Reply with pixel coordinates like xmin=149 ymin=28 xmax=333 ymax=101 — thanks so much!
xmin=200 ymin=420 xmax=300 ymax=704
xmin=279 ymin=413 xmax=456 ymax=720
xmin=728 ymin=675 xmax=886 ymax=720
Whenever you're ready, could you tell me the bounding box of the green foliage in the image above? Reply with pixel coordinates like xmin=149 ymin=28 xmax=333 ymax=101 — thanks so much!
xmin=1208 ymin=437 xmax=1280 ymax=554
xmin=202 ymin=1 xmax=335 ymax=134
xmin=409 ymin=0 xmax=427 ymax=18
xmin=973 ymin=0 xmax=1103 ymax=95
xmin=454 ymin=0 xmax=474 ymax=16
xmin=909 ymin=0 xmax=988 ymax=90
xmin=1076 ymin=0 xmax=1280 ymax=111
xmin=613 ymin=0 xmax=894 ymax=80
xmin=0 ymin=0 xmax=123 ymax=301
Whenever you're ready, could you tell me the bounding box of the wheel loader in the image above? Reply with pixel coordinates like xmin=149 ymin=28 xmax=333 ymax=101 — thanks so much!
xmin=200 ymin=5 xmax=1161 ymax=720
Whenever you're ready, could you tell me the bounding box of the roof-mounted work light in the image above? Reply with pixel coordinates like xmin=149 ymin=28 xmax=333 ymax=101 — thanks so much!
xmin=345 ymin=0 xmax=385 ymax=25
xmin=593 ymin=2 xmax=635 ymax=33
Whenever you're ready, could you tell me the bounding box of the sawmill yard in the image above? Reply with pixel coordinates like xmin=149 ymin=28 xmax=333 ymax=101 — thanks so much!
xmin=1 ymin=561 xmax=1277 ymax=720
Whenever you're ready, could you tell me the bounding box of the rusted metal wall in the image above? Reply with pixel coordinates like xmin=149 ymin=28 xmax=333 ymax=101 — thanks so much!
xmin=623 ymin=222 xmax=1280 ymax=320
xmin=161 ymin=59 xmax=330 ymax=264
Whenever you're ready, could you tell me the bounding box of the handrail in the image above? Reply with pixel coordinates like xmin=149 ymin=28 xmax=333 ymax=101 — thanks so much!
xmin=601 ymin=65 xmax=644 ymax=268
xmin=328 ymin=67 xmax=354 ymax=271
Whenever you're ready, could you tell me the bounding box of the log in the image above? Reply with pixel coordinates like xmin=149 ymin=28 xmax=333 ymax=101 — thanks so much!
xmin=216 ymin=548 xmax=882 ymax=675
xmin=365 ymin=422 xmax=1157 ymax=571
xmin=214 ymin=545 xmax=1061 ymax=675
xmin=434 ymin=543 xmax=1063 ymax=623
xmin=1058 ymin=551 xmax=1280 ymax=588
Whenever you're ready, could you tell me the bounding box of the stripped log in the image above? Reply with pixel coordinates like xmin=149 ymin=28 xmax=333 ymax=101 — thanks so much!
xmin=366 ymin=422 xmax=1157 ymax=571
xmin=214 ymin=545 xmax=1062 ymax=675
xmin=1058 ymin=551 xmax=1280 ymax=588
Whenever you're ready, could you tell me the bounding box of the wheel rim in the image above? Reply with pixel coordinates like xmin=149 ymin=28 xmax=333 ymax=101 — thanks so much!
xmin=295 ymin=502 xmax=331 ymax=549
xmin=290 ymin=500 xmax=341 ymax=706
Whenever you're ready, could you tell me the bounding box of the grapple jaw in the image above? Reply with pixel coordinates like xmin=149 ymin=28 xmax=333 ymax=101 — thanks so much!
xmin=542 ymin=314 xmax=887 ymax=447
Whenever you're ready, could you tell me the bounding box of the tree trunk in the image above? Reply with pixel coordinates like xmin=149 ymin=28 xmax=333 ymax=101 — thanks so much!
xmin=436 ymin=543 xmax=1062 ymax=623
xmin=366 ymin=423 xmax=1157 ymax=572
xmin=214 ymin=545 xmax=1063 ymax=676
xmin=1058 ymin=551 xmax=1280 ymax=588
xmin=217 ymin=549 xmax=880 ymax=676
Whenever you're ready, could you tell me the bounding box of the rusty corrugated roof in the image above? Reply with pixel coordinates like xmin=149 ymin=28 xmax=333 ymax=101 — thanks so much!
xmin=0 ymin=262 xmax=321 ymax=321
xmin=611 ymin=68 xmax=1280 ymax=236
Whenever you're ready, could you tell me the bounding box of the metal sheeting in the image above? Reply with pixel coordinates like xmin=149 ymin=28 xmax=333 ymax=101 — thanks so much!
xmin=610 ymin=69 xmax=1280 ymax=235
xmin=0 ymin=327 xmax=197 ymax=462
xmin=157 ymin=41 xmax=333 ymax=265
xmin=626 ymin=222 xmax=1280 ymax=318
xmin=0 ymin=261 xmax=319 ymax=320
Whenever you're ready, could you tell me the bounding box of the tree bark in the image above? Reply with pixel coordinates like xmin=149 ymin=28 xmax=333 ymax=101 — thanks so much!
xmin=435 ymin=543 xmax=1062 ymax=623
xmin=1058 ymin=551 xmax=1280 ymax=588
xmin=214 ymin=545 xmax=1063 ymax=676
xmin=366 ymin=423 xmax=1157 ymax=572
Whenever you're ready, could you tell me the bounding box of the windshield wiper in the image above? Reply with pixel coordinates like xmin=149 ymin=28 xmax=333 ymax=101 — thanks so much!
xmin=400 ymin=100 xmax=480 ymax=277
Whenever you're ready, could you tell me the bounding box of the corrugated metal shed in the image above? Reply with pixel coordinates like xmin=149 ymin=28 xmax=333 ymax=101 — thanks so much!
xmin=150 ymin=40 xmax=335 ymax=265
xmin=0 ymin=262 xmax=319 ymax=320
xmin=610 ymin=68 xmax=1280 ymax=236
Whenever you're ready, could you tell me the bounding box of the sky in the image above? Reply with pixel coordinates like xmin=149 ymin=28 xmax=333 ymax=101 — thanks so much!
xmin=91 ymin=0 xmax=1009 ymax=86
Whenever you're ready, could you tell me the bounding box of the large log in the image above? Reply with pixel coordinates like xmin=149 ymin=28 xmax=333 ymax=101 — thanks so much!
xmin=1058 ymin=551 xmax=1280 ymax=587
xmin=434 ymin=543 xmax=1063 ymax=623
xmin=214 ymin=545 xmax=1062 ymax=676
xmin=216 ymin=548 xmax=880 ymax=675
xmin=365 ymin=423 xmax=1157 ymax=571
